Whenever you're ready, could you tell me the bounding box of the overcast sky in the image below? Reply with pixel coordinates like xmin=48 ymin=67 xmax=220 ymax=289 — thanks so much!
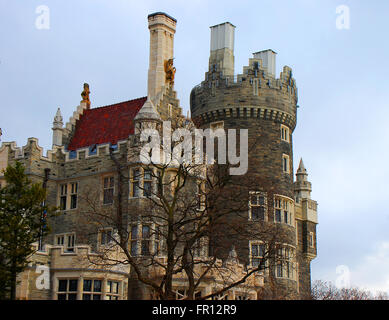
xmin=1 ymin=0 xmax=389 ymax=294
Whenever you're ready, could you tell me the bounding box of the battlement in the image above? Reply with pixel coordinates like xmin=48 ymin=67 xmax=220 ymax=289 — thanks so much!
xmin=190 ymin=57 xmax=298 ymax=130
xmin=0 ymin=136 xmax=127 ymax=168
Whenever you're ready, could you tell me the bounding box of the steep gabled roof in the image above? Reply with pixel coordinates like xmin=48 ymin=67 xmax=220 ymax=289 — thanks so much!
xmin=67 ymin=97 xmax=147 ymax=151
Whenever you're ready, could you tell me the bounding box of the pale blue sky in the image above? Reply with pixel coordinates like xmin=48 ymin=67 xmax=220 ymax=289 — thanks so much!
xmin=1 ymin=0 xmax=389 ymax=293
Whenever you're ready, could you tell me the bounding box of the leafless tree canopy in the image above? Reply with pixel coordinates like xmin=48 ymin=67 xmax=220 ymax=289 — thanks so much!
xmin=311 ymin=280 xmax=389 ymax=300
xmin=75 ymin=119 xmax=296 ymax=300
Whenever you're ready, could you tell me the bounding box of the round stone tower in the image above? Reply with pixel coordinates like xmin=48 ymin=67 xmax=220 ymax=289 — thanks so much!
xmin=190 ymin=22 xmax=308 ymax=298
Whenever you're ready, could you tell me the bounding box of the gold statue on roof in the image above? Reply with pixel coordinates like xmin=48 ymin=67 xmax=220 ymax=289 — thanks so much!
xmin=81 ymin=83 xmax=91 ymax=105
xmin=164 ymin=58 xmax=176 ymax=86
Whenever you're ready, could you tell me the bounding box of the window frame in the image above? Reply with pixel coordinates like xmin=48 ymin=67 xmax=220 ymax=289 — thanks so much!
xmin=59 ymin=182 xmax=79 ymax=211
xmin=282 ymin=154 xmax=290 ymax=174
xmin=249 ymin=240 xmax=267 ymax=271
xmin=281 ymin=124 xmax=290 ymax=143
xmin=130 ymin=223 xmax=161 ymax=257
xmin=57 ymin=278 xmax=78 ymax=300
xmin=273 ymin=195 xmax=294 ymax=226
xmin=249 ymin=191 xmax=267 ymax=222
xmin=82 ymin=279 xmax=103 ymax=300
xmin=99 ymin=228 xmax=114 ymax=247
xmin=55 ymin=233 xmax=76 ymax=252
xmin=103 ymin=175 xmax=115 ymax=205
xmin=274 ymin=244 xmax=296 ymax=280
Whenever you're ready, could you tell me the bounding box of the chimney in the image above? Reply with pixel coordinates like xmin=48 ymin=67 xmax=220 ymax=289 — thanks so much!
xmin=253 ymin=49 xmax=277 ymax=77
xmin=209 ymin=22 xmax=235 ymax=76
xmin=147 ymin=12 xmax=177 ymax=101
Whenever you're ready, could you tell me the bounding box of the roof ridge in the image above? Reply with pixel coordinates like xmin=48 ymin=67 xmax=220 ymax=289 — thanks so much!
xmin=89 ymin=96 xmax=147 ymax=111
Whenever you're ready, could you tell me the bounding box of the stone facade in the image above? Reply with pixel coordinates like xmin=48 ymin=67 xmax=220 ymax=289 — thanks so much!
xmin=0 ymin=13 xmax=317 ymax=300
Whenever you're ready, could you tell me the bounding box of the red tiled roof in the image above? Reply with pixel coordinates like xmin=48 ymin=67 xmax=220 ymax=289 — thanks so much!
xmin=67 ymin=97 xmax=147 ymax=151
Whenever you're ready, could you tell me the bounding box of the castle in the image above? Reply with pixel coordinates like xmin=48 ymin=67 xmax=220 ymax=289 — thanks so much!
xmin=0 ymin=12 xmax=317 ymax=300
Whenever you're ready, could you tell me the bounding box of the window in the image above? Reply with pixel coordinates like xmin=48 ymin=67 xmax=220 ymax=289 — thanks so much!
xmin=82 ymin=279 xmax=102 ymax=300
xmin=106 ymin=281 xmax=120 ymax=300
xmin=143 ymin=170 xmax=152 ymax=197
xmin=103 ymin=176 xmax=114 ymax=204
xmin=274 ymin=197 xmax=293 ymax=225
xmin=59 ymin=182 xmax=78 ymax=210
xmin=210 ymin=121 xmax=224 ymax=131
xmin=66 ymin=233 xmax=75 ymax=252
xmin=309 ymin=232 xmax=314 ymax=248
xmin=60 ymin=184 xmax=67 ymax=210
xmin=141 ymin=225 xmax=151 ymax=255
xmin=131 ymin=169 xmax=141 ymax=197
xmin=57 ymin=279 xmax=78 ymax=300
xmin=282 ymin=154 xmax=290 ymax=173
xmin=55 ymin=233 xmax=75 ymax=252
xmin=130 ymin=224 xmax=160 ymax=256
xmin=70 ymin=182 xmax=78 ymax=209
xmin=56 ymin=235 xmax=64 ymax=246
xmin=281 ymin=125 xmax=290 ymax=143
xmin=249 ymin=192 xmax=267 ymax=221
xmin=275 ymin=246 xmax=294 ymax=279
xmin=250 ymin=242 xmax=265 ymax=270
xmin=100 ymin=229 xmax=113 ymax=246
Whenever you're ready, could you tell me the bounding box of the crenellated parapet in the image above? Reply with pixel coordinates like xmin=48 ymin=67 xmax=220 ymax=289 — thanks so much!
xmin=190 ymin=59 xmax=298 ymax=130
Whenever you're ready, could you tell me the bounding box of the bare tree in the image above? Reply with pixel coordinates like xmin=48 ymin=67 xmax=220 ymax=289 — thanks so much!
xmin=311 ymin=280 xmax=389 ymax=300
xmin=75 ymin=118 xmax=296 ymax=300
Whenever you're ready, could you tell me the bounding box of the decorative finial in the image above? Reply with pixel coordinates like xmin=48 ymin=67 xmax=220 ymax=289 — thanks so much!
xmin=297 ymin=158 xmax=306 ymax=173
xmin=81 ymin=83 xmax=91 ymax=107
xmin=53 ymin=108 xmax=63 ymax=129
xmin=164 ymin=58 xmax=176 ymax=87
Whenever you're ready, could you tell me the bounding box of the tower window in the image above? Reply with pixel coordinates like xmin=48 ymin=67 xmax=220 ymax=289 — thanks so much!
xmin=130 ymin=223 xmax=160 ymax=256
xmin=281 ymin=125 xmax=290 ymax=143
xmin=309 ymin=232 xmax=315 ymax=248
xmin=275 ymin=246 xmax=294 ymax=280
xmin=143 ymin=170 xmax=152 ymax=197
xmin=210 ymin=121 xmax=224 ymax=131
xmin=274 ymin=196 xmax=293 ymax=225
xmin=249 ymin=191 xmax=267 ymax=221
xmin=250 ymin=241 xmax=266 ymax=270
xmin=282 ymin=154 xmax=290 ymax=173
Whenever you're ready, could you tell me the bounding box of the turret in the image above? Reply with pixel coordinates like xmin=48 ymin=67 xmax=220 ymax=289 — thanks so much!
xmin=134 ymin=97 xmax=161 ymax=134
xmin=147 ymin=12 xmax=177 ymax=102
xmin=294 ymin=158 xmax=312 ymax=200
xmin=52 ymin=107 xmax=63 ymax=147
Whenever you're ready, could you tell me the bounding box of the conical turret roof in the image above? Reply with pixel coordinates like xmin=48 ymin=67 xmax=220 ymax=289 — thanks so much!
xmin=134 ymin=97 xmax=161 ymax=121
